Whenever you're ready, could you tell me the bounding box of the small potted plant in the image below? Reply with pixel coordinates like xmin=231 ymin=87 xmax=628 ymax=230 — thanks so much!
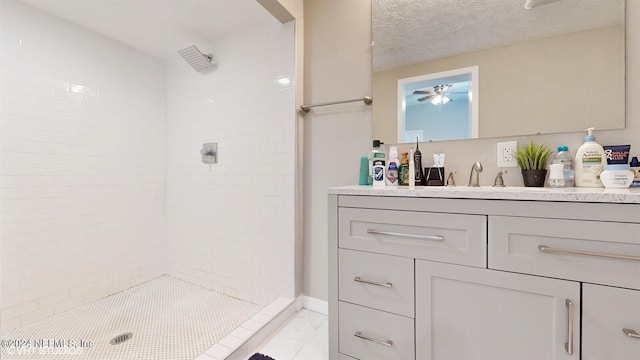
xmin=513 ymin=141 xmax=553 ymax=187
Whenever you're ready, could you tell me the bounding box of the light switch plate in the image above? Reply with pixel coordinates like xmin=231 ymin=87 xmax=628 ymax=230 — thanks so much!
xmin=497 ymin=141 xmax=518 ymax=167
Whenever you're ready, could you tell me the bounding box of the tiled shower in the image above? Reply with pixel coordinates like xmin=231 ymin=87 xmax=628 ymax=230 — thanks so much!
xmin=0 ymin=0 xmax=296 ymax=357
xmin=166 ymin=21 xmax=296 ymax=305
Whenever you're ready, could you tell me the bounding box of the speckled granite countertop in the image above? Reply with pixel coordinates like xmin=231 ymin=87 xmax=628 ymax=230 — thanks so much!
xmin=328 ymin=185 xmax=640 ymax=204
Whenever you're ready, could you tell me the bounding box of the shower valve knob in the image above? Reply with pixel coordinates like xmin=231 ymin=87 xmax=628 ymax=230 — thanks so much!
xmin=201 ymin=142 xmax=218 ymax=164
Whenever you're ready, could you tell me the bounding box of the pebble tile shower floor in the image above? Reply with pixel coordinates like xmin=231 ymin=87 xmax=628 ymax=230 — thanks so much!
xmin=1 ymin=275 xmax=261 ymax=360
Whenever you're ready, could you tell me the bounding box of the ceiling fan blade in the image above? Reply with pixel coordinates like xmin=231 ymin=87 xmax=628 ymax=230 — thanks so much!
xmin=417 ymin=95 xmax=436 ymax=102
xmin=413 ymin=90 xmax=432 ymax=94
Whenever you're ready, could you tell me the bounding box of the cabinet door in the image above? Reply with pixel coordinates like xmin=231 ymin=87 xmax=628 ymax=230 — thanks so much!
xmin=416 ymin=261 xmax=580 ymax=360
xmin=583 ymin=284 xmax=640 ymax=360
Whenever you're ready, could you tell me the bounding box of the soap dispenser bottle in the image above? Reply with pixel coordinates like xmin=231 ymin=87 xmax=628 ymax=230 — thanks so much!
xmin=574 ymin=127 xmax=606 ymax=188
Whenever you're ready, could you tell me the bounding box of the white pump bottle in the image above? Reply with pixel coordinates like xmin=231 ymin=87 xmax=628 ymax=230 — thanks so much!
xmin=574 ymin=128 xmax=606 ymax=188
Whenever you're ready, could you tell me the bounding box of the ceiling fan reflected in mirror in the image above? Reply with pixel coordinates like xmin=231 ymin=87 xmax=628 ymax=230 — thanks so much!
xmin=413 ymin=84 xmax=465 ymax=105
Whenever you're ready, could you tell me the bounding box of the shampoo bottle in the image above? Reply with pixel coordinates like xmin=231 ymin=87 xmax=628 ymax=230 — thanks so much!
xmin=574 ymin=128 xmax=607 ymax=188
xmin=399 ymin=152 xmax=410 ymax=185
xmin=385 ymin=146 xmax=400 ymax=186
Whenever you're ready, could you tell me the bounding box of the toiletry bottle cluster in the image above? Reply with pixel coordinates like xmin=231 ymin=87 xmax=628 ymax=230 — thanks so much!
xmin=553 ymin=127 xmax=636 ymax=189
xmin=362 ymin=129 xmax=637 ymax=190
xmin=365 ymin=138 xmax=445 ymax=188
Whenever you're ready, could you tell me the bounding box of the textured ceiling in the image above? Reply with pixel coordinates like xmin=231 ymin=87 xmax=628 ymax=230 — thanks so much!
xmin=373 ymin=0 xmax=624 ymax=72
xmin=18 ymin=0 xmax=275 ymax=60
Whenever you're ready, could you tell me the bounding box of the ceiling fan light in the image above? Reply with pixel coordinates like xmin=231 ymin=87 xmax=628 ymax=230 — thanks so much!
xmin=431 ymin=95 xmax=442 ymax=105
xmin=442 ymin=96 xmax=451 ymax=104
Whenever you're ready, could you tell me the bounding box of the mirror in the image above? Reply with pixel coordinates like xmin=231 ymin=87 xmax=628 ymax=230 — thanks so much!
xmin=372 ymin=0 xmax=625 ymax=144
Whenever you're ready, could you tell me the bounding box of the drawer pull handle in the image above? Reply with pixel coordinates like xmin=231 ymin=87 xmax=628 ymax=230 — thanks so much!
xmin=367 ymin=229 xmax=444 ymax=241
xmin=538 ymin=246 xmax=640 ymax=262
xmin=354 ymin=331 xmax=393 ymax=347
xmin=565 ymin=299 xmax=574 ymax=355
xmin=353 ymin=276 xmax=392 ymax=288
xmin=623 ymin=328 xmax=640 ymax=339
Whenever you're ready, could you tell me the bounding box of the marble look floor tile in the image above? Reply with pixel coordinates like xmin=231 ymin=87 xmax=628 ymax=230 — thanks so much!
xmin=292 ymin=320 xmax=328 ymax=360
xmin=248 ymin=309 xmax=328 ymax=360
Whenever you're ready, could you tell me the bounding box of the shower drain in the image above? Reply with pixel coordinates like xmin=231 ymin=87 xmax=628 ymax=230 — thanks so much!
xmin=109 ymin=332 xmax=133 ymax=345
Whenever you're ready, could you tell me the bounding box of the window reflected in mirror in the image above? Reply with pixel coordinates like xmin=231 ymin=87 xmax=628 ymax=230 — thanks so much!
xmin=399 ymin=66 xmax=478 ymax=142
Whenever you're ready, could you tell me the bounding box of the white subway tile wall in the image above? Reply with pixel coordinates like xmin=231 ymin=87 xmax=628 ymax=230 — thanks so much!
xmin=165 ymin=20 xmax=296 ymax=306
xmin=0 ymin=2 xmax=166 ymax=330
xmin=0 ymin=0 xmax=296 ymax=332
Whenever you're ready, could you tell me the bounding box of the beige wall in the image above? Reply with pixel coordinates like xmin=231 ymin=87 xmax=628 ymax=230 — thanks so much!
xmin=374 ymin=25 xmax=625 ymax=143
xmin=303 ymin=0 xmax=372 ymax=301
xmin=303 ymin=0 xmax=638 ymax=301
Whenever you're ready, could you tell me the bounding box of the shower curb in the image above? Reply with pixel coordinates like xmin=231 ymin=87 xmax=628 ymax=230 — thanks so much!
xmin=196 ymin=296 xmax=297 ymax=360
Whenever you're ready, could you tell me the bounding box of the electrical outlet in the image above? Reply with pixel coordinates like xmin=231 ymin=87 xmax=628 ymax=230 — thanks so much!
xmin=497 ymin=141 xmax=518 ymax=167
xmin=503 ymin=145 xmax=513 ymax=162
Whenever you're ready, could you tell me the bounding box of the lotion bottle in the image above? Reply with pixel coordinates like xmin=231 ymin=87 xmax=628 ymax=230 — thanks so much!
xmin=574 ymin=128 xmax=606 ymax=188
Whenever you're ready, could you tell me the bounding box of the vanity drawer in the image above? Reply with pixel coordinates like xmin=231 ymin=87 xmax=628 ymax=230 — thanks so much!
xmin=339 ymin=249 xmax=414 ymax=317
xmin=339 ymin=207 xmax=487 ymax=267
xmin=488 ymin=216 xmax=640 ymax=290
xmin=582 ymin=284 xmax=640 ymax=360
xmin=339 ymin=301 xmax=414 ymax=360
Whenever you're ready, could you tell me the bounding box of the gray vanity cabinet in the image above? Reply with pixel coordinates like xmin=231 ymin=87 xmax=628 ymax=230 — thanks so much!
xmin=329 ymin=193 xmax=640 ymax=360
xmin=415 ymin=260 xmax=579 ymax=360
xmin=582 ymin=284 xmax=640 ymax=359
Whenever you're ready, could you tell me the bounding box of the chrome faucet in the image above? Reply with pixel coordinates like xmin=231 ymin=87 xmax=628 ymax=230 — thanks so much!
xmin=493 ymin=170 xmax=507 ymax=187
xmin=468 ymin=162 xmax=483 ymax=187
xmin=446 ymin=171 xmax=457 ymax=186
